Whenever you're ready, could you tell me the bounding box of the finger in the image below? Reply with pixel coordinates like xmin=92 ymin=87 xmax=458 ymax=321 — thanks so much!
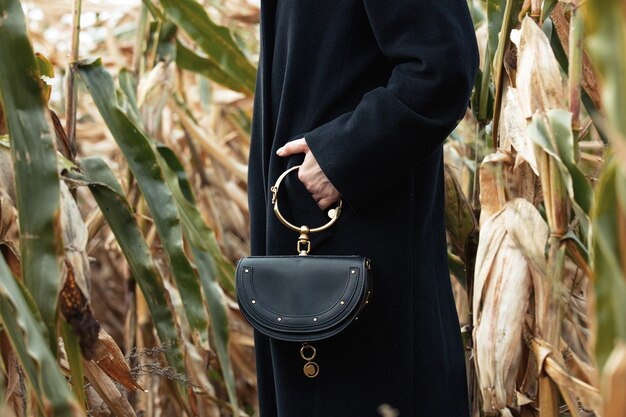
xmin=276 ymin=138 xmax=309 ymax=156
xmin=317 ymin=196 xmax=339 ymax=210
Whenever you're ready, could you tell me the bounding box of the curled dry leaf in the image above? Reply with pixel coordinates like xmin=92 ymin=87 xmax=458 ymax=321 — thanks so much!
xmin=91 ymin=328 xmax=144 ymax=392
xmin=473 ymin=198 xmax=548 ymax=416
xmin=516 ymin=16 xmax=566 ymax=117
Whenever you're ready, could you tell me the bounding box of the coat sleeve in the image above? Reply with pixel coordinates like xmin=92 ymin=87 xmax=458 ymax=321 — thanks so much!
xmin=304 ymin=0 xmax=479 ymax=211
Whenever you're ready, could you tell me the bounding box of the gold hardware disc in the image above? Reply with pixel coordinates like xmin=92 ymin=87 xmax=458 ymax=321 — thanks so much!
xmin=303 ymin=361 xmax=319 ymax=378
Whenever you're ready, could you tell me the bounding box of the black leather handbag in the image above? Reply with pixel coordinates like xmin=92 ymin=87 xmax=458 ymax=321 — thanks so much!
xmin=236 ymin=166 xmax=373 ymax=378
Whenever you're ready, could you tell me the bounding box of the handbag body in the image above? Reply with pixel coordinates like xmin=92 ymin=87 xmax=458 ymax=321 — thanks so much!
xmin=236 ymin=165 xmax=373 ymax=377
xmin=236 ymin=255 xmax=372 ymax=342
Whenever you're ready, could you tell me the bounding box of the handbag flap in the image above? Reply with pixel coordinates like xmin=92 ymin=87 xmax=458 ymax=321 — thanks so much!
xmin=236 ymin=256 xmax=368 ymax=339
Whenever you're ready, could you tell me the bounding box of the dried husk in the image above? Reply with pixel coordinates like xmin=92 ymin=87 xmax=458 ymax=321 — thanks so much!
xmin=473 ymin=198 xmax=549 ymax=415
xmin=478 ymin=152 xmax=514 ymax=225
xmin=59 ymin=181 xmax=102 ymax=359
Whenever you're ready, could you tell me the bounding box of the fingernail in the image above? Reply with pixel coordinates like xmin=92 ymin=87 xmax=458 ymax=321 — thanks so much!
xmin=276 ymin=147 xmax=284 ymax=155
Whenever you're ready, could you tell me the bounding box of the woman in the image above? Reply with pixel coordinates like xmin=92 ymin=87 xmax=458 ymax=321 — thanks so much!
xmin=247 ymin=0 xmax=479 ymax=415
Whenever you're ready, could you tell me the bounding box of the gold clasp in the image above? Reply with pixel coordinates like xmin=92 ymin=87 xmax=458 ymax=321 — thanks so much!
xmin=297 ymin=226 xmax=311 ymax=256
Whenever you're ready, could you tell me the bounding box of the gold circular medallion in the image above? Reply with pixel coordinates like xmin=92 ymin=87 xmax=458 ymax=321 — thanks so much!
xmin=303 ymin=361 xmax=319 ymax=378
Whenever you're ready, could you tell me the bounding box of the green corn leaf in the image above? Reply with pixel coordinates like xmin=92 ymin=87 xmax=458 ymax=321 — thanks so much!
xmin=487 ymin=0 xmax=506 ymax=66
xmin=548 ymin=22 xmax=605 ymax=141
xmin=176 ymin=40 xmax=253 ymax=96
xmin=77 ymin=59 xmax=210 ymax=346
xmin=467 ymin=0 xmax=485 ymax=27
xmin=35 ymin=53 xmax=54 ymax=103
xmin=155 ymin=144 xmax=238 ymax=413
xmin=61 ymin=321 xmax=87 ymax=410
xmin=0 ymin=0 xmax=63 ymax=347
xmin=118 ymin=69 xmax=141 ymax=122
xmin=591 ymin=158 xmax=626 ymax=369
xmin=585 ymin=0 xmax=626 ymax=371
xmin=444 ymin=163 xmax=477 ymax=263
xmin=540 ymin=0 xmax=558 ymax=24
xmin=156 ymin=145 xmax=236 ymax=294
xmin=76 ymin=157 xmax=187 ymax=379
xmin=585 ymin=0 xmax=626 ymax=138
xmin=528 ymin=110 xmax=593 ymax=240
xmin=148 ymin=20 xmax=178 ymax=63
xmin=0 ymin=256 xmax=81 ymax=416
xmin=448 ymin=251 xmax=467 ymax=289
xmin=160 ymin=0 xmax=256 ymax=95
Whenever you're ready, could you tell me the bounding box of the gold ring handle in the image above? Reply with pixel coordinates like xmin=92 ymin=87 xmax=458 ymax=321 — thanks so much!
xmin=270 ymin=165 xmax=342 ymax=234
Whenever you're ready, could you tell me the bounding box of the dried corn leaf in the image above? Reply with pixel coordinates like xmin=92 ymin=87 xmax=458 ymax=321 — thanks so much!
xmin=5 ymin=352 xmax=25 ymax=417
xmin=500 ymin=87 xmax=538 ymax=175
xmin=516 ymin=16 xmax=565 ymax=117
xmin=91 ymin=329 xmax=144 ymax=392
xmin=550 ymin=3 xmax=602 ymax=111
xmin=528 ymin=336 xmax=602 ymax=412
xmin=183 ymin=342 xmax=221 ymax=417
xmin=137 ymin=61 xmax=176 ymax=136
xmin=0 ymin=143 xmax=16 ymax=205
xmin=83 ymin=359 xmax=137 ymax=417
xmin=0 ymin=190 xmax=17 ymax=244
xmin=473 ymin=198 xmax=548 ymax=415
xmin=172 ymin=102 xmax=248 ymax=184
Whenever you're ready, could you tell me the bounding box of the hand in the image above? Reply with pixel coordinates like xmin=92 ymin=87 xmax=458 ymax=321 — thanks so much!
xmin=276 ymin=138 xmax=341 ymax=210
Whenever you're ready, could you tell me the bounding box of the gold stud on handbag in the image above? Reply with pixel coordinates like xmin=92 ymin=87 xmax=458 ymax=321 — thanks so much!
xmin=236 ymin=165 xmax=373 ymax=378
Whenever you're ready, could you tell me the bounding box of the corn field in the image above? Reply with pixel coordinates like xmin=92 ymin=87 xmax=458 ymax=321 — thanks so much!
xmin=0 ymin=0 xmax=624 ymax=416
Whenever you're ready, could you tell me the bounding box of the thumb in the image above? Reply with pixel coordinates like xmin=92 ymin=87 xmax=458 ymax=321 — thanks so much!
xmin=277 ymin=138 xmax=309 ymax=156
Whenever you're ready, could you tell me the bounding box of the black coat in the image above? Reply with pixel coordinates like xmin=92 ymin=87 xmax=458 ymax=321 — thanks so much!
xmin=247 ymin=0 xmax=478 ymax=416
